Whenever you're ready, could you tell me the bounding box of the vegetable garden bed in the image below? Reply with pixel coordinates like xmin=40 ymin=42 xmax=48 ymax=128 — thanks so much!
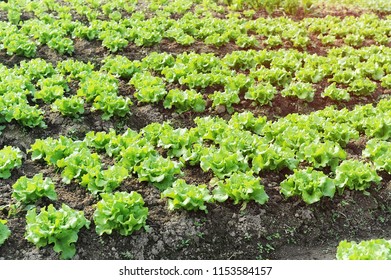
xmin=0 ymin=0 xmax=390 ymax=260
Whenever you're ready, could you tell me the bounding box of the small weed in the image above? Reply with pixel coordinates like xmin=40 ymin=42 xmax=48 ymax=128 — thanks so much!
xmin=177 ymin=238 xmax=190 ymax=250
xmin=121 ymin=251 xmax=134 ymax=260
xmin=257 ymin=242 xmax=275 ymax=260
xmin=339 ymin=199 xmax=350 ymax=207
xmin=284 ymin=226 xmax=297 ymax=244
xmin=244 ymin=232 xmax=252 ymax=241
xmin=266 ymin=232 xmax=281 ymax=241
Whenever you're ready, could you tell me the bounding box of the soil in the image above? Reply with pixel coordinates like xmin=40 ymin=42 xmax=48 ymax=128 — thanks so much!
xmin=1 ymin=3 xmax=391 ymax=260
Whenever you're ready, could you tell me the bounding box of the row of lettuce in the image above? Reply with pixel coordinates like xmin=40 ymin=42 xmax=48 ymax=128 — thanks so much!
xmin=2 ymin=45 xmax=391 ymax=129
xmin=0 ymin=0 xmax=391 ymax=57
xmin=0 ymin=0 xmax=317 ymax=23
xmin=2 ymin=94 xmax=391 ymax=258
xmin=2 ymin=214 xmax=390 ymax=260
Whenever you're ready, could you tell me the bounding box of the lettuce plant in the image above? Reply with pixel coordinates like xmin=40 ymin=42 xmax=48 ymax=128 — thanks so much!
xmin=55 ymin=59 xmax=94 ymax=79
xmin=161 ymin=179 xmax=213 ymax=213
xmin=100 ymin=31 xmax=128 ymax=52
xmin=209 ymin=90 xmax=240 ymax=113
xmin=93 ymin=191 xmax=148 ymax=236
xmin=300 ymin=140 xmax=347 ymax=171
xmin=3 ymin=99 xmax=46 ymax=128
xmin=118 ymin=140 xmax=157 ymax=171
xmin=235 ymin=34 xmax=260 ymax=48
xmin=334 ymin=160 xmax=381 ymax=194
xmin=18 ymin=58 xmax=55 ymax=81
xmin=321 ymin=122 xmax=359 ymax=147
xmin=200 ymin=146 xmax=249 ymax=179
xmin=252 ymin=143 xmax=299 ymax=172
xmin=133 ymin=26 xmax=162 ymax=47
xmin=34 ymin=85 xmax=64 ymax=103
xmin=84 ymin=129 xmax=118 ymax=152
xmin=12 ymin=173 xmax=57 ymax=206
xmin=295 ymin=66 xmax=324 ymax=83
xmin=101 ymin=55 xmax=141 ymax=78
xmin=29 ymin=136 xmax=87 ymax=166
xmin=281 ymin=81 xmax=315 ymax=102
xmin=381 ymin=74 xmax=391 ymax=89
xmin=329 ymin=69 xmax=355 ymax=84
xmin=194 ymin=116 xmax=229 ymax=142
xmin=25 ymin=204 xmax=90 ymax=259
xmin=0 ymin=219 xmax=11 ymax=246
xmin=0 ymin=146 xmax=23 ymax=179
xmin=348 ymin=78 xmax=377 ymax=96
xmin=321 ymin=83 xmax=350 ymax=101
xmin=92 ymin=93 xmax=132 ymax=120
xmin=280 ymin=168 xmax=335 ymax=204
xmin=228 ymin=112 xmax=267 ymax=135
xmin=141 ymin=52 xmax=175 ymax=72
xmin=165 ymin=28 xmax=195 ymax=46
xmin=141 ymin=121 xmax=174 ymax=146
xmin=265 ymin=35 xmax=283 ymax=47
xmin=77 ymin=71 xmax=118 ymax=102
xmin=212 ymin=171 xmax=268 ymax=207
xmin=250 ymin=65 xmax=292 ymax=88
xmin=216 ymin=128 xmax=259 ymax=156
xmin=52 ymin=96 xmax=85 ymax=118
xmin=336 ymin=239 xmax=391 ymax=260
xmin=222 ymin=50 xmax=261 ymax=70
xmin=56 ymin=148 xmax=102 ymax=184
xmin=157 ymin=127 xmax=201 ymax=158
xmin=47 ymin=36 xmax=74 ymax=55
xmin=134 ymin=155 xmax=183 ymax=191
xmin=204 ymin=33 xmax=230 ymax=47
xmin=363 ymin=139 xmax=391 ymax=173
xmin=343 ymin=33 xmax=364 ymax=46
xmin=2 ymin=32 xmax=37 ymax=58
xmin=163 ymin=89 xmax=206 ymax=113
xmin=80 ymin=165 xmax=129 ymax=195
xmin=37 ymin=73 xmax=69 ymax=90
xmin=101 ymin=128 xmax=140 ymax=158
xmin=72 ymin=24 xmax=99 ymax=41
xmin=363 ymin=113 xmax=391 ymax=140
xmin=177 ymin=70 xmax=214 ymax=89
xmin=244 ymin=82 xmax=276 ymax=105
xmin=129 ymin=72 xmax=167 ymax=103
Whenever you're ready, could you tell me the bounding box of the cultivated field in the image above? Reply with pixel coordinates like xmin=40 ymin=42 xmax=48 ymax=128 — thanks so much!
xmin=0 ymin=0 xmax=390 ymax=260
